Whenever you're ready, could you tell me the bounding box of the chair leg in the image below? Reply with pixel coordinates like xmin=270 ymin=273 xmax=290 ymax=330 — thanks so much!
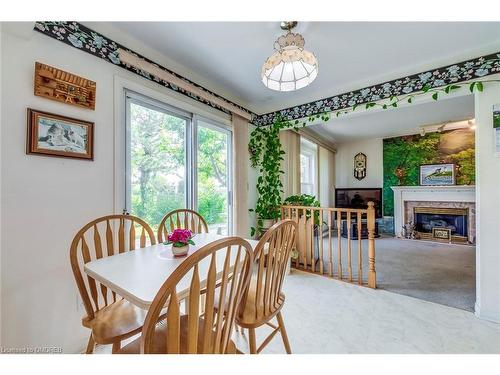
xmin=85 ymin=334 xmax=95 ymax=354
xmin=112 ymin=341 xmax=121 ymax=354
xmin=248 ymin=328 xmax=257 ymax=354
xmin=276 ymin=312 xmax=291 ymax=354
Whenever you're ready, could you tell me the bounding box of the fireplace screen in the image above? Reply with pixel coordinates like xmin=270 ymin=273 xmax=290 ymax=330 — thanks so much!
xmin=414 ymin=207 xmax=468 ymax=238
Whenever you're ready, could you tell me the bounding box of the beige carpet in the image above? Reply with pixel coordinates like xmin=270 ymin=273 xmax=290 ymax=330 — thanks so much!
xmin=317 ymin=235 xmax=475 ymax=311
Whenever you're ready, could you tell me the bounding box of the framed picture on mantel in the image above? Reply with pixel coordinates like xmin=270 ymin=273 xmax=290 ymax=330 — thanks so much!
xmin=419 ymin=163 xmax=456 ymax=186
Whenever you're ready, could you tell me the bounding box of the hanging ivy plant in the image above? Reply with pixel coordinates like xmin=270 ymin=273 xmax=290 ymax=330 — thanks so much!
xmin=249 ymin=114 xmax=297 ymax=236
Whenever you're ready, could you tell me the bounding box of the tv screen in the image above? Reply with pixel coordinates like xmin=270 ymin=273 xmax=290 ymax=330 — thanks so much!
xmin=334 ymin=188 xmax=383 ymax=218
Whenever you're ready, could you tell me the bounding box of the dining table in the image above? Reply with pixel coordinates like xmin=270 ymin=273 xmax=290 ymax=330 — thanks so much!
xmin=84 ymin=232 xmax=259 ymax=310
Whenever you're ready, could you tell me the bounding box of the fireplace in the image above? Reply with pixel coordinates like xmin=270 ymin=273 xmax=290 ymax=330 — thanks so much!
xmin=414 ymin=207 xmax=469 ymax=243
xmin=391 ymin=186 xmax=475 ymax=244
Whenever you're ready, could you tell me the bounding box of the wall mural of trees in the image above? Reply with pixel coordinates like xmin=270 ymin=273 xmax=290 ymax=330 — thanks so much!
xmin=383 ymin=128 xmax=475 ymax=216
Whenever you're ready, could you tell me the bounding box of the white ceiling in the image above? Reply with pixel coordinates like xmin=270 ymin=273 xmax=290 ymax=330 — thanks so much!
xmin=108 ymin=22 xmax=500 ymax=114
xmin=306 ymin=94 xmax=475 ymax=144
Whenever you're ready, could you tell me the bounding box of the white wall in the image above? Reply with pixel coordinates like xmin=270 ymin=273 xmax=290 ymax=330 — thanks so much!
xmin=1 ymin=29 xmax=118 ymax=353
xmin=334 ymin=138 xmax=383 ymax=188
xmin=0 ymin=26 xmax=253 ymax=352
xmin=474 ymin=79 xmax=500 ymax=323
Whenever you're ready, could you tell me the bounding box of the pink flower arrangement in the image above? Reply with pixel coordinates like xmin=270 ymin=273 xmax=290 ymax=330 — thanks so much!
xmin=165 ymin=229 xmax=195 ymax=247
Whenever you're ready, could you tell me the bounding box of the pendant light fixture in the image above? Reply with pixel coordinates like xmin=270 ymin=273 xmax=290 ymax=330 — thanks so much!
xmin=261 ymin=21 xmax=318 ymax=92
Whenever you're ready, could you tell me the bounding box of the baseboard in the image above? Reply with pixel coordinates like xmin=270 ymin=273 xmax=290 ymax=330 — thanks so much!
xmin=474 ymin=302 xmax=500 ymax=324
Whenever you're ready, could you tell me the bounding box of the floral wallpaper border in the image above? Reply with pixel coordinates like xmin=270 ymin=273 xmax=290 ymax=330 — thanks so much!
xmin=33 ymin=21 xmax=255 ymax=119
xmin=253 ymin=51 xmax=500 ymax=126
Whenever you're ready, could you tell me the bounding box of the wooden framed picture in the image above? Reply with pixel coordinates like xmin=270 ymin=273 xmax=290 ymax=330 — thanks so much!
xmin=26 ymin=109 xmax=94 ymax=160
xmin=419 ymin=163 xmax=455 ymax=186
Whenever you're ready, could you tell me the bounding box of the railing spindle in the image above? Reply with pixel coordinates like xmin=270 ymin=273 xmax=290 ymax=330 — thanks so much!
xmin=310 ymin=208 xmax=315 ymax=273
xmin=319 ymin=208 xmax=324 ymax=275
xmin=367 ymin=202 xmax=377 ymax=288
xmin=347 ymin=211 xmax=352 ymax=282
xmin=336 ymin=210 xmax=342 ymax=280
xmin=328 ymin=211 xmax=333 ymax=277
xmin=357 ymin=212 xmax=362 ymax=285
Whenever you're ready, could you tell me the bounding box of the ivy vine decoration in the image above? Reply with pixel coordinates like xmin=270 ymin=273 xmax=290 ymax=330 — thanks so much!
xmin=249 ymin=114 xmax=298 ymax=237
xmin=293 ymin=80 xmax=496 ymax=123
xmin=253 ymin=80 xmax=498 ymax=134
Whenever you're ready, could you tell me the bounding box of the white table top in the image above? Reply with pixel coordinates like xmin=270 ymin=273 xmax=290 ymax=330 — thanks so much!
xmin=84 ymin=233 xmax=259 ymax=310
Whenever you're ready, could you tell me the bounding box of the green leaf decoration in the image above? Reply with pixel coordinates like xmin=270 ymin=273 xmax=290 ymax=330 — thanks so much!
xmin=469 ymin=82 xmax=476 ymax=92
xmin=407 ymin=97 xmax=413 ymax=103
xmin=422 ymin=84 xmax=431 ymax=92
xmin=432 ymin=92 xmax=439 ymax=100
xmin=477 ymin=82 xmax=484 ymax=92
xmin=187 ymin=239 xmax=195 ymax=245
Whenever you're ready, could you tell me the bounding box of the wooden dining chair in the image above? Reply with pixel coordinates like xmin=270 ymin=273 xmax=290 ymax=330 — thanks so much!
xmin=157 ymin=209 xmax=209 ymax=243
xmin=236 ymin=219 xmax=297 ymax=354
xmin=118 ymin=237 xmax=253 ymax=354
xmin=70 ymin=214 xmax=156 ymax=354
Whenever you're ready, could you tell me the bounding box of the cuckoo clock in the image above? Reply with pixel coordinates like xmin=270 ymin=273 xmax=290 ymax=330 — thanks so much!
xmin=354 ymin=152 xmax=367 ymax=180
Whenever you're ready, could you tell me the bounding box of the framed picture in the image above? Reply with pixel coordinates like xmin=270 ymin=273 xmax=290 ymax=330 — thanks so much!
xmin=432 ymin=227 xmax=451 ymax=241
xmin=419 ymin=163 xmax=455 ymax=186
xmin=27 ymin=108 xmax=94 ymax=160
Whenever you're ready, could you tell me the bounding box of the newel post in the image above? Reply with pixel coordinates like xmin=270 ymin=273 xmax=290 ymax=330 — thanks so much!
xmin=367 ymin=201 xmax=377 ymax=288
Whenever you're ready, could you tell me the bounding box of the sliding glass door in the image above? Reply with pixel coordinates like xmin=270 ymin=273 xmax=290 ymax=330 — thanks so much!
xmin=196 ymin=119 xmax=232 ymax=235
xmin=126 ymin=92 xmax=232 ymax=234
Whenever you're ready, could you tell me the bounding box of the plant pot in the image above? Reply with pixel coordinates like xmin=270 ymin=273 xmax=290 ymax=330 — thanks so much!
xmin=261 ymin=218 xmax=275 ymax=229
xmin=171 ymin=244 xmax=189 ymax=257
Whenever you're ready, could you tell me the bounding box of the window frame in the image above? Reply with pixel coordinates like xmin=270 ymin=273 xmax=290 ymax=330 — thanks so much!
xmin=300 ymin=138 xmax=318 ymax=197
xmin=124 ymin=90 xmax=233 ymax=234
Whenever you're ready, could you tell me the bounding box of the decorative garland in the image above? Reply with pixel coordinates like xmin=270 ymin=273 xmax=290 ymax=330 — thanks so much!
xmin=271 ymin=79 xmax=497 ymax=129
xmin=33 ymin=21 xmax=255 ymax=119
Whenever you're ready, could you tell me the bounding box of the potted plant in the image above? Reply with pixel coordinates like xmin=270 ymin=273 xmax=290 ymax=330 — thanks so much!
xmin=283 ymin=194 xmax=323 ymax=267
xmin=283 ymin=194 xmax=322 ymax=226
xmin=164 ymin=229 xmax=195 ymax=257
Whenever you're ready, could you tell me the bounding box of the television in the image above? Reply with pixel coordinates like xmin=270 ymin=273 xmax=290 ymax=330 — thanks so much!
xmin=334 ymin=188 xmax=383 ymax=218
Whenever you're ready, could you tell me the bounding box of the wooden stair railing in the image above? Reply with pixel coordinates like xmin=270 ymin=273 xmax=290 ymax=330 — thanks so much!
xmin=280 ymin=201 xmax=377 ymax=288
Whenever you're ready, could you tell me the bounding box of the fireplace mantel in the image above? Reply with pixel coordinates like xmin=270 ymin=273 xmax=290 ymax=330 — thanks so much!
xmin=391 ymin=185 xmax=476 ymax=194
xmin=391 ymin=185 xmax=476 ymax=240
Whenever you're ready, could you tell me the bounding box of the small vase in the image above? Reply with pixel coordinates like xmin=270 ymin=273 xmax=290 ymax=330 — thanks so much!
xmin=171 ymin=244 xmax=189 ymax=257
